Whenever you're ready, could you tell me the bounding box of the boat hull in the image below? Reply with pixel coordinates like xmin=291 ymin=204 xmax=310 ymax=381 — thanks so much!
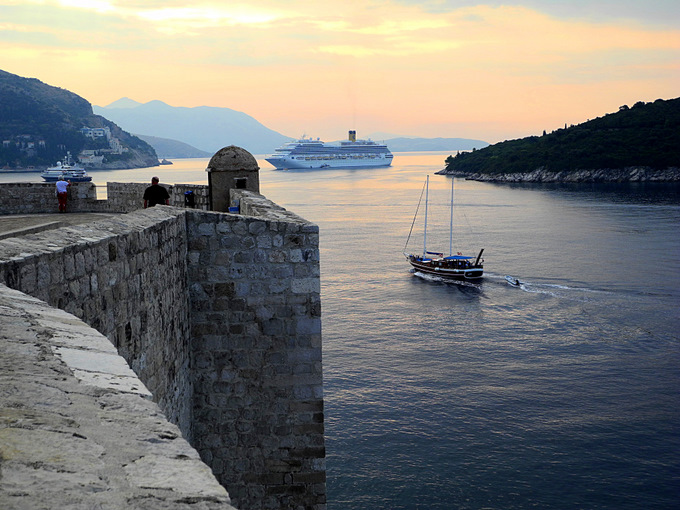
xmin=41 ymin=174 xmax=92 ymax=182
xmin=41 ymin=169 xmax=92 ymax=182
xmin=265 ymin=157 xmax=392 ymax=170
xmin=407 ymin=255 xmax=483 ymax=280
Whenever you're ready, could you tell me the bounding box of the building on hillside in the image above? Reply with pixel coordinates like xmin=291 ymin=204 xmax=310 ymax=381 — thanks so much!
xmin=80 ymin=126 xmax=112 ymax=140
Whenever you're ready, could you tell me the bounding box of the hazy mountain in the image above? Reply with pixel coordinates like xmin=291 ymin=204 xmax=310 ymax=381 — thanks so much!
xmin=95 ymin=99 xmax=491 ymax=156
xmin=382 ymin=137 xmax=489 ymax=152
xmin=0 ymin=70 xmax=158 ymax=169
xmin=329 ymin=133 xmax=488 ymax=151
xmin=135 ymin=134 xmax=211 ymax=159
xmin=94 ymin=100 xmax=291 ymax=155
xmin=105 ymin=97 xmax=143 ymax=109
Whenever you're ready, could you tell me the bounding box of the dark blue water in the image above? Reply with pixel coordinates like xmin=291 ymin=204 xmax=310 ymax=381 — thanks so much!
xmin=6 ymin=154 xmax=678 ymax=508
xmin=258 ymin=155 xmax=680 ymax=510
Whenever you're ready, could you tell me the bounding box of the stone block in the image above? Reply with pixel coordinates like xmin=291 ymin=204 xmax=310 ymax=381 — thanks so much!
xmin=197 ymin=222 xmax=216 ymax=236
xmin=291 ymin=278 xmax=320 ymax=294
xmin=296 ymin=318 xmax=322 ymax=335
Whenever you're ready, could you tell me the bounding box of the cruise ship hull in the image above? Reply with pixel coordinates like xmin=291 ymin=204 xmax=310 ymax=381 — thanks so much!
xmin=265 ymin=156 xmax=392 ymax=170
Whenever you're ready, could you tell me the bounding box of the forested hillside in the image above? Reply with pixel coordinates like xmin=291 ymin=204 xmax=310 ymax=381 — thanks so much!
xmin=442 ymin=98 xmax=680 ymax=178
xmin=0 ymin=70 xmax=158 ymax=169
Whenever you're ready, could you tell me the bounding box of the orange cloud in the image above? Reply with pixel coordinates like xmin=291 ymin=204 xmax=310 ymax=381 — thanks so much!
xmin=1 ymin=1 xmax=677 ymax=143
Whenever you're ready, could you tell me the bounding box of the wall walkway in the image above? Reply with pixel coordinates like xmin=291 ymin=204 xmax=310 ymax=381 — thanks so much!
xmin=0 ymin=284 xmax=236 ymax=509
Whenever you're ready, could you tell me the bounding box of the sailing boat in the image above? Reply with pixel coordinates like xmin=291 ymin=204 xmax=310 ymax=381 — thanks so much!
xmin=403 ymin=175 xmax=484 ymax=280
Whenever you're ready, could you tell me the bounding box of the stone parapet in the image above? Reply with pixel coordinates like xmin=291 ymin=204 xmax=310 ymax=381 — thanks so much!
xmin=0 ymin=182 xmax=104 ymax=214
xmin=0 ymin=182 xmax=211 ymax=215
xmin=106 ymin=182 xmax=210 ymax=212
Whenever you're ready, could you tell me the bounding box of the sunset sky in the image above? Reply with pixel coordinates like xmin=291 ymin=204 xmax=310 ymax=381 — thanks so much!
xmin=1 ymin=0 xmax=679 ymax=143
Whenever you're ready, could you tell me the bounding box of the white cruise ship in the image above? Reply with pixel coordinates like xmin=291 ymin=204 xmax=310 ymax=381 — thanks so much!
xmin=266 ymin=131 xmax=393 ymax=170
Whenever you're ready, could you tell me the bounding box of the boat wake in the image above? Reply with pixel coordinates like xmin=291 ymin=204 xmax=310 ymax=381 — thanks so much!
xmin=486 ymin=273 xmax=613 ymax=301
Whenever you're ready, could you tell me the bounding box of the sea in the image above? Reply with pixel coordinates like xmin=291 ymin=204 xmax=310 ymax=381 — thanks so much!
xmin=3 ymin=154 xmax=679 ymax=509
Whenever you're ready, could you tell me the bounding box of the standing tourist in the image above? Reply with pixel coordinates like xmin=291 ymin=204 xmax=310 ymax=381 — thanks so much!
xmin=55 ymin=177 xmax=70 ymax=213
xmin=143 ymin=176 xmax=170 ymax=208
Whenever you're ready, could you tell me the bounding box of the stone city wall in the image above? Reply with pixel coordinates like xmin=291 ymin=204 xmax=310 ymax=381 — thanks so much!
xmin=0 ymin=181 xmax=210 ymax=215
xmin=0 ymin=182 xmax=104 ymax=215
xmin=187 ymin=191 xmax=325 ymax=509
xmin=106 ymin=182 xmax=210 ymax=212
xmin=0 ymin=187 xmax=325 ymax=510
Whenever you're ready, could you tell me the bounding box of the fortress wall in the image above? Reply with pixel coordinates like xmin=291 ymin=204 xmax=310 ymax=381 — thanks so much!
xmin=0 ymin=206 xmax=195 ymax=434
xmin=0 ymin=181 xmax=104 ymax=214
xmin=172 ymin=183 xmax=210 ymax=210
xmin=0 ymin=181 xmax=210 ymax=216
xmin=186 ymin=194 xmax=325 ymax=509
xmin=0 ymin=187 xmax=326 ymax=510
xmin=105 ymin=182 xmax=151 ymax=212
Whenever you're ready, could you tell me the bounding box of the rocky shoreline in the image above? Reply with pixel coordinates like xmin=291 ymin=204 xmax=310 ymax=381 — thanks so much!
xmin=435 ymin=166 xmax=680 ymax=183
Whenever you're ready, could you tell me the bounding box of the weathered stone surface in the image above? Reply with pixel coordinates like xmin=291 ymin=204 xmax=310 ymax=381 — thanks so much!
xmin=188 ymin=191 xmax=325 ymax=510
xmin=0 ymin=285 xmax=235 ymax=510
xmin=207 ymin=146 xmax=259 ymax=173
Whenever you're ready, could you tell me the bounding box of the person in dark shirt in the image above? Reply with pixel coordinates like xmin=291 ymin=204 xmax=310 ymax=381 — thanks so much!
xmin=143 ymin=176 xmax=170 ymax=208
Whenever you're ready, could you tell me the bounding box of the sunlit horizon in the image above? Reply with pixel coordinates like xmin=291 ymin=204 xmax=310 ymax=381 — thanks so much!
xmin=1 ymin=0 xmax=678 ymax=144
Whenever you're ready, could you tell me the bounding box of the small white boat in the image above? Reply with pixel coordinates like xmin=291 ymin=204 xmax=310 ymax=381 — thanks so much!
xmin=41 ymin=152 xmax=92 ymax=182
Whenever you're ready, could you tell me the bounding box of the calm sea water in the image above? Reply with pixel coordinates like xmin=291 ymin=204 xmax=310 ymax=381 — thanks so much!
xmin=4 ymin=155 xmax=679 ymax=509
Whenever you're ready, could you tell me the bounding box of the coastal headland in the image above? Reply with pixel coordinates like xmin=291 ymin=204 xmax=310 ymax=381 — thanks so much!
xmin=439 ymin=97 xmax=680 ymax=182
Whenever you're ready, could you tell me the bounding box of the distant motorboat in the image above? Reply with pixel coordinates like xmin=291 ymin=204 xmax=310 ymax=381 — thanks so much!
xmin=41 ymin=152 xmax=92 ymax=182
xmin=505 ymin=275 xmax=522 ymax=287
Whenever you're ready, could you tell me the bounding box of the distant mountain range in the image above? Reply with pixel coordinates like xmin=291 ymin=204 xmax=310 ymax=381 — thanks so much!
xmin=95 ymin=98 xmax=489 ymax=157
xmin=378 ymin=137 xmax=489 ymax=152
xmin=135 ymin=135 xmax=212 ymax=159
xmin=94 ymin=99 xmax=290 ymax=155
xmin=136 ymin=133 xmax=489 ymax=160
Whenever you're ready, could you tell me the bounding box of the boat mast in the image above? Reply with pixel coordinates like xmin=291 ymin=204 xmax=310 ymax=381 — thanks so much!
xmin=423 ymin=175 xmax=429 ymax=256
xmin=449 ymin=178 xmax=454 ymax=257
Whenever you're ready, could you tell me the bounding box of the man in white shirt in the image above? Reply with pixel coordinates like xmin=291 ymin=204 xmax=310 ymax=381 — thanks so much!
xmin=55 ymin=177 xmax=70 ymax=212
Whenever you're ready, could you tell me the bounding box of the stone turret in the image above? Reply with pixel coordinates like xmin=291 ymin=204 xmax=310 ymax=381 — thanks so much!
xmin=206 ymin=145 xmax=260 ymax=212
